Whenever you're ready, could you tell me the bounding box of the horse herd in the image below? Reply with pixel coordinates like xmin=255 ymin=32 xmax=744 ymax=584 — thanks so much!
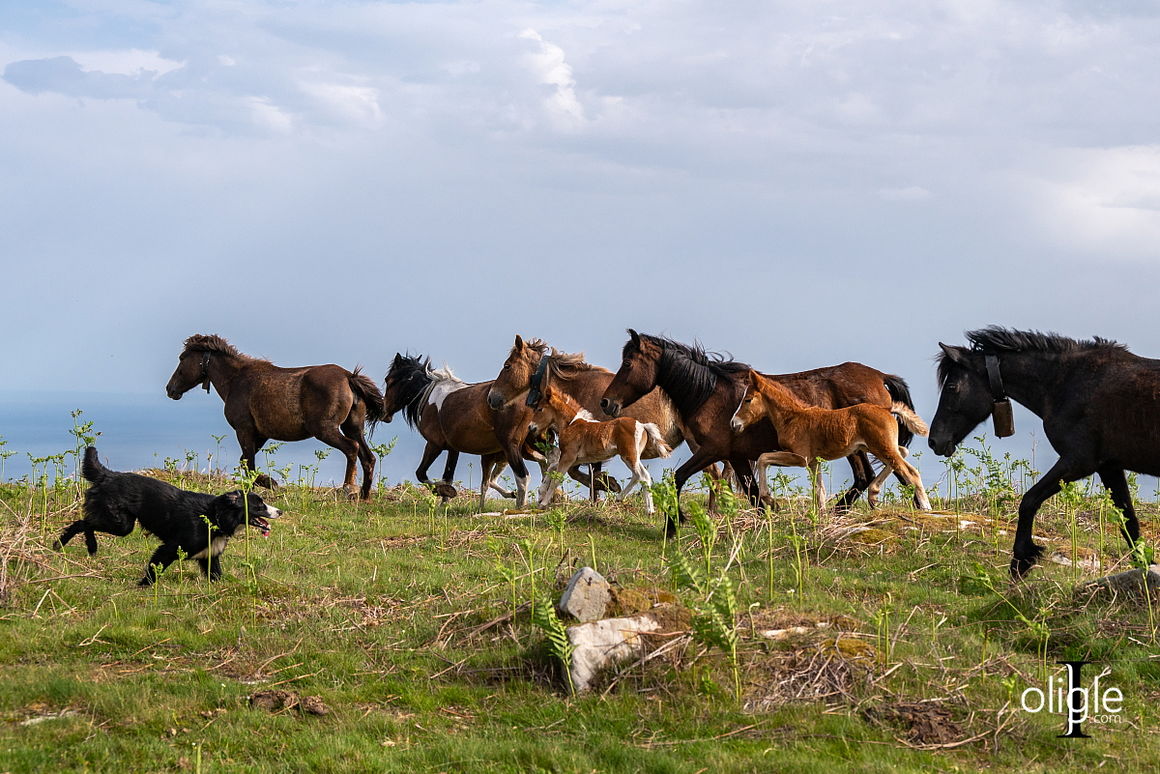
xmin=165 ymin=327 xmax=1160 ymax=580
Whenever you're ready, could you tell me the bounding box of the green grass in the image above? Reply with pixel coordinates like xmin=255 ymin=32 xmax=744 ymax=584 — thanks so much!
xmin=1 ymin=455 xmax=1158 ymax=772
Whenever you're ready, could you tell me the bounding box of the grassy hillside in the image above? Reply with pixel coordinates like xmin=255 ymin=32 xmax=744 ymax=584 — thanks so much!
xmin=1 ymin=441 xmax=1158 ymax=772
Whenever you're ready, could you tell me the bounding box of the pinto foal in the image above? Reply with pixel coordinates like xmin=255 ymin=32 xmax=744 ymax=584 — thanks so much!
xmin=730 ymin=370 xmax=932 ymax=514
xmin=529 ymin=384 xmax=671 ymax=512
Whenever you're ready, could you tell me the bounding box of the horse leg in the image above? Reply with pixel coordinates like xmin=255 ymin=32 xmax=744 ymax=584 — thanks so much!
xmin=415 ymin=441 xmax=443 ymax=487
xmin=670 ymin=450 xmax=724 ymax=536
xmin=807 ymin=459 xmax=827 ymax=517
xmin=866 ymin=447 xmax=908 ymax=507
xmin=727 ymin=456 xmax=761 ymax=508
xmin=1096 ymin=467 xmax=1142 ymax=554
xmin=834 ymin=452 xmax=872 ymax=513
xmin=539 ymin=448 xmax=572 ymax=508
xmin=483 ymin=453 xmax=514 ymax=498
xmin=1011 ymin=458 xmax=1091 ymax=579
xmin=314 ymin=426 xmax=362 ymax=499
xmin=440 ymin=450 xmax=460 ymax=486
xmin=237 ymin=431 xmax=275 ymax=490
xmin=341 ymin=418 xmax=376 ymax=499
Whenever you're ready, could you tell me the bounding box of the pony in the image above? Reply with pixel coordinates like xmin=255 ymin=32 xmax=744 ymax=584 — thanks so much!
xmin=730 ymin=369 xmax=932 ymax=515
xmin=381 ymin=353 xmax=529 ymax=509
xmin=165 ymin=335 xmax=384 ymax=499
xmin=600 ymin=330 xmax=918 ymax=534
xmin=485 ymin=336 xmax=684 ymax=499
xmin=529 ymin=382 xmax=671 ymax=513
xmin=930 ymin=326 xmax=1160 ymax=579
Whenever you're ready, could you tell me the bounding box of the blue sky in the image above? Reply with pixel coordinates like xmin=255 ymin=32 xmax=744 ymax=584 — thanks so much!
xmin=3 ymin=1 xmax=1160 ymax=486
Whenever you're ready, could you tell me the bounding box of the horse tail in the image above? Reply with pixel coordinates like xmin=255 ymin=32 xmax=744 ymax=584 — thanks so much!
xmin=641 ymin=422 xmax=672 ymax=458
xmin=81 ymin=446 xmax=107 ymax=483
xmin=883 ymin=374 xmax=916 ymax=447
xmin=349 ymin=367 xmax=386 ymax=436
xmin=891 ymin=403 xmax=929 ymax=438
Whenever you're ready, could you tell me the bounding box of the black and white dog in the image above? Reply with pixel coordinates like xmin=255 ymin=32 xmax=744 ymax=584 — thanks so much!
xmin=55 ymin=447 xmax=280 ymax=586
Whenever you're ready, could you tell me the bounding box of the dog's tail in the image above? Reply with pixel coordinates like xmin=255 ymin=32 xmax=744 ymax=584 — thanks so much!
xmin=82 ymin=446 xmax=107 ymax=482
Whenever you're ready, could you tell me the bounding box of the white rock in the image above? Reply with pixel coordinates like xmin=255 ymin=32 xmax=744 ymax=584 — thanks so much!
xmin=567 ymin=614 xmax=662 ymax=693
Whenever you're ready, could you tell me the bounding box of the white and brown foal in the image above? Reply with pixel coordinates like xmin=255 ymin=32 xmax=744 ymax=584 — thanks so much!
xmin=529 ymin=383 xmax=671 ymax=512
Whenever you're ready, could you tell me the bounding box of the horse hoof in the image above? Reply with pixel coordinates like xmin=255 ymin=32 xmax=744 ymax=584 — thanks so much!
xmin=434 ymin=482 xmax=458 ymax=500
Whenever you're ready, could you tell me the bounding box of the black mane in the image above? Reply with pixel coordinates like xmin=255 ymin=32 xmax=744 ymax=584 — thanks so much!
xmin=633 ymin=333 xmax=750 ymax=415
xmin=937 ymin=326 xmax=1127 ymax=386
xmin=386 ymin=354 xmax=436 ymax=429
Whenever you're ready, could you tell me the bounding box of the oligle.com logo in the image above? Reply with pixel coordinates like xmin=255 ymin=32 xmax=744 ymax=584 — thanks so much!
xmin=1020 ymin=661 xmax=1123 ymax=738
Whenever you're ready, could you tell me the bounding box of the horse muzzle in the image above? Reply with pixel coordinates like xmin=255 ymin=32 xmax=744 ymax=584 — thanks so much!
xmin=927 ymin=435 xmax=956 ymax=457
xmin=486 ymin=390 xmax=504 ymax=410
xmin=600 ymin=398 xmax=621 ymax=417
xmin=730 ymin=418 xmax=745 ymax=433
xmin=166 ymin=387 xmax=183 ymax=401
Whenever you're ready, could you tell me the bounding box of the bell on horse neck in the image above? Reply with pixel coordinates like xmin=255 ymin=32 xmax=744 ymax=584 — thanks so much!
xmin=992 ymin=399 xmax=1015 ymax=438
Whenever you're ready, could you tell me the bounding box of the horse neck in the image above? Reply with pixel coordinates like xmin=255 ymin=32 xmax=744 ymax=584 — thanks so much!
xmin=653 ymin=348 xmax=719 ymax=419
xmin=981 ymin=351 xmax=1056 ymax=417
xmin=206 ymin=352 xmax=252 ymax=401
xmin=754 ymin=376 xmax=810 ymax=428
xmin=548 ymin=392 xmax=584 ymax=424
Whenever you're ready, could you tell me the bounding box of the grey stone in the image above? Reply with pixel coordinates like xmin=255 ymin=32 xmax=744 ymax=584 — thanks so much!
xmin=558 ymin=567 xmax=611 ymax=622
xmin=566 ymin=614 xmax=662 ymax=693
xmin=1080 ymin=564 xmax=1160 ymax=598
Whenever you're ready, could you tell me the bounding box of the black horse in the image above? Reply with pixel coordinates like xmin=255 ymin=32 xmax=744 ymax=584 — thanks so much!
xmin=929 ymin=326 xmax=1159 ymax=579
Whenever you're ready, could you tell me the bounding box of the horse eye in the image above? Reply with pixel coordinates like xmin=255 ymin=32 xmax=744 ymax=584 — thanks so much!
xmin=504 ymin=363 xmax=511 ymax=370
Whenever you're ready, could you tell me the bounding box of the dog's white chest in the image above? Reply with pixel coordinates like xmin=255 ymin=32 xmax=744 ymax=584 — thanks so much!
xmin=190 ymin=536 xmax=231 ymax=559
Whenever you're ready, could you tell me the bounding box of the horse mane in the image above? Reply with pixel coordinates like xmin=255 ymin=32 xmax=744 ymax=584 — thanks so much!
xmin=389 ymin=354 xmax=465 ymax=429
xmin=633 ymin=333 xmax=751 ymax=414
xmin=545 ymin=348 xmax=603 ymax=381
xmin=937 ymin=326 xmax=1128 ymax=386
xmin=182 ymin=334 xmax=270 ymax=365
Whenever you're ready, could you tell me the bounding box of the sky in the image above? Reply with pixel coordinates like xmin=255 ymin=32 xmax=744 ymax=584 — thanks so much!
xmin=2 ymin=1 xmax=1160 ymax=489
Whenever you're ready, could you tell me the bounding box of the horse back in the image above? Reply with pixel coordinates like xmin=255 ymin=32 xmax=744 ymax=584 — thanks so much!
xmin=768 ymin=362 xmax=893 ymax=409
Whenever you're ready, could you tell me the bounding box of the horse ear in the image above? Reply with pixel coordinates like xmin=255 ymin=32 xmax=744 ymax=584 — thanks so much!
xmin=514 ymin=334 xmax=524 ymax=348
xmin=393 ymin=352 xmax=403 ymax=365
xmin=938 ymin=343 xmax=968 ymax=365
xmin=627 ymin=329 xmax=640 ymax=345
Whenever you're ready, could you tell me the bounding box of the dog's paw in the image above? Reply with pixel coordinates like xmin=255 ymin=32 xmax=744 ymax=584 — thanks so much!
xmin=137 ymin=578 xmax=154 ymax=587
xmin=51 ymin=540 xmax=64 ymax=552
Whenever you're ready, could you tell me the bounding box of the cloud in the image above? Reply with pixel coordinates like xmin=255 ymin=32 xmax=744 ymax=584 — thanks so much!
xmin=4 ymin=56 xmax=155 ymax=99
xmin=518 ymin=28 xmax=585 ymax=128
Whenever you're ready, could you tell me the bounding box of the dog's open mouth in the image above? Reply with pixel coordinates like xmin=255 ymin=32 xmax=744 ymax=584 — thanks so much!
xmin=249 ymin=516 xmax=271 ymax=537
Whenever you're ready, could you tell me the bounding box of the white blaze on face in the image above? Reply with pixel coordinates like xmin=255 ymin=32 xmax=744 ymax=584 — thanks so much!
xmin=730 ymin=387 xmax=748 ymax=431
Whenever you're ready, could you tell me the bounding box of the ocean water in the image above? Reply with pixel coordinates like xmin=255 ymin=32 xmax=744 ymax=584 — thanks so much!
xmin=7 ymin=390 xmax=1136 ymax=505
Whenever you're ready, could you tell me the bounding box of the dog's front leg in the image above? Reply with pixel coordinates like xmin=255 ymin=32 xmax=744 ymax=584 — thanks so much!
xmin=139 ymin=544 xmax=180 ymax=586
xmin=198 ymin=555 xmax=224 ymax=581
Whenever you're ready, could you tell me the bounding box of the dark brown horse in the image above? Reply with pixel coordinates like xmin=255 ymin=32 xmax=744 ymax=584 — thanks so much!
xmin=381 ymin=353 xmax=536 ymax=509
xmin=600 ymin=330 xmax=918 ymax=533
xmin=165 ymin=334 xmax=384 ymax=499
xmin=930 ymin=327 xmax=1159 ymax=579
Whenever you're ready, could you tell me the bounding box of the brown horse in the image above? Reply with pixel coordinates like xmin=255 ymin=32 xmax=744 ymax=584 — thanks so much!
xmin=486 ymin=336 xmax=685 ymax=496
xmin=165 ymin=334 xmax=384 ymax=499
xmin=600 ymin=330 xmax=918 ymax=533
xmin=529 ymin=382 xmax=671 ymax=513
xmin=731 ymin=369 xmax=931 ymax=515
xmin=381 ymin=353 xmax=538 ymax=509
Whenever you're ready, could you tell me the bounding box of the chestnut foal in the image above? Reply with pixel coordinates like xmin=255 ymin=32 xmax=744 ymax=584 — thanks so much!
xmin=730 ymin=370 xmax=932 ymax=515
xmin=529 ymin=384 xmax=671 ymax=513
